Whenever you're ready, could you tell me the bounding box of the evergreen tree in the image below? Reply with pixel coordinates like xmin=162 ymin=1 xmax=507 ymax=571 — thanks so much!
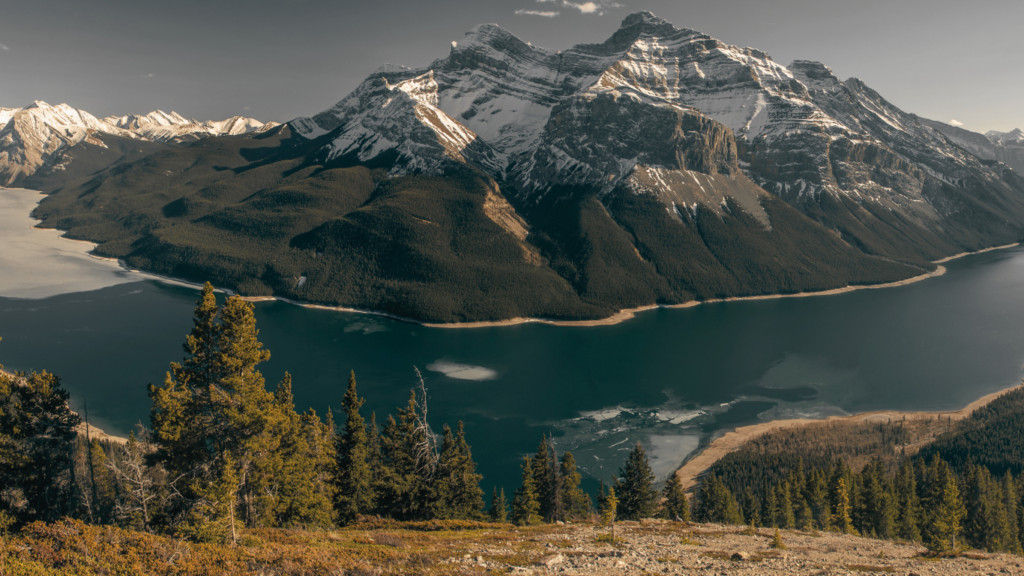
xmin=761 ymin=478 xmax=778 ymax=527
xmin=601 ymin=486 xmax=619 ymax=539
xmin=149 ymin=287 xmax=298 ymax=532
xmin=807 ymin=469 xmax=831 ymax=530
xmin=661 ymin=474 xmax=690 ymax=522
xmin=376 ymin=389 xmax=436 ymax=520
xmin=88 ymin=440 xmax=116 ymax=522
xmin=614 ymin=442 xmax=659 ymax=520
xmin=776 ymin=481 xmax=795 ymax=529
xmin=924 ymin=457 xmax=965 ymax=554
xmin=531 ymin=437 xmax=554 ymax=520
xmin=334 ymin=371 xmax=375 ymax=524
xmin=1002 ymin=472 xmax=1022 ymax=554
xmin=741 ymin=486 xmax=761 ymax=527
xmin=560 ymin=452 xmax=590 ymax=521
xmin=365 ymin=411 xmax=382 ymax=480
xmin=0 ymin=369 xmax=81 ymax=523
xmin=489 ymin=487 xmax=508 ymax=522
xmin=831 ymin=478 xmax=857 ymax=535
xmin=696 ymin=472 xmax=742 ymax=525
xmin=179 ymin=453 xmax=240 ymax=544
xmin=895 ymin=460 xmax=922 ymax=542
xmin=511 ymin=456 xmax=540 ymax=525
xmin=431 ymin=422 xmax=484 ymax=519
xmin=271 ymin=374 xmax=333 ymax=528
xmin=862 ymin=458 xmax=896 ymax=539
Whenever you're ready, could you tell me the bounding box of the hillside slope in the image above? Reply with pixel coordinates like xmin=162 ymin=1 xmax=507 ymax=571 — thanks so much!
xmin=2 ymin=517 xmax=1018 ymax=575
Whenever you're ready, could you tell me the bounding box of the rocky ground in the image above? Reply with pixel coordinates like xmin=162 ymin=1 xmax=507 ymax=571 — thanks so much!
xmin=442 ymin=521 xmax=1024 ymax=575
xmin=6 ymin=517 xmax=1023 ymax=575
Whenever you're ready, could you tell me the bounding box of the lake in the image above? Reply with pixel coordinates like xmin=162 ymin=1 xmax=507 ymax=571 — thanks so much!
xmin=2 ymin=187 xmax=1024 ymax=494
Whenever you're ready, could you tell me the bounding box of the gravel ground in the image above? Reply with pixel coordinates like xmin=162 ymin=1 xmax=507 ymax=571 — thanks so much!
xmin=442 ymin=520 xmax=1024 ymax=575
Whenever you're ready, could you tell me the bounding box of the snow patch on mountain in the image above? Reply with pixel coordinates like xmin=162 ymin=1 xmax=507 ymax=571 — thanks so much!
xmin=0 ymin=107 xmax=21 ymax=129
xmin=291 ymin=10 xmax=1022 ymax=231
xmin=0 ymin=101 xmax=278 ymax=185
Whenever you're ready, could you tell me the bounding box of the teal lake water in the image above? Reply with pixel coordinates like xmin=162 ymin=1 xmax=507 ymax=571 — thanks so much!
xmin=3 ymin=241 xmax=1024 ymax=493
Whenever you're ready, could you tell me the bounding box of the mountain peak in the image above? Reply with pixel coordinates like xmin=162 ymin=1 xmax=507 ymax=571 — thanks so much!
xmin=619 ymin=11 xmax=669 ymax=29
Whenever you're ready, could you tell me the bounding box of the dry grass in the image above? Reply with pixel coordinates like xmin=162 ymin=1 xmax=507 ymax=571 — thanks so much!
xmin=0 ymin=518 xmax=532 ymax=576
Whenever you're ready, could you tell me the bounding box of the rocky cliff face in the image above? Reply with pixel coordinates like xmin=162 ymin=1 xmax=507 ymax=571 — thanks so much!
xmin=294 ymin=11 xmax=1024 ymax=262
xmin=924 ymin=122 xmax=1024 ymax=175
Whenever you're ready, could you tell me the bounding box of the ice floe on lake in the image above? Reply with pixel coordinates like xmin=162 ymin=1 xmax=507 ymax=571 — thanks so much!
xmin=426 ymin=360 xmax=498 ymax=381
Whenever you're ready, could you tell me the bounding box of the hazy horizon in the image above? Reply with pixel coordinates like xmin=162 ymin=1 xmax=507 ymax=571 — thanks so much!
xmin=1 ymin=0 xmax=1020 ymax=134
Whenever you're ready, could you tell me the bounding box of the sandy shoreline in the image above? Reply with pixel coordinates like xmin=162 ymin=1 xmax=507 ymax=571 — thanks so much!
xmin=674 ymin=383 xmax=1023 ymax=492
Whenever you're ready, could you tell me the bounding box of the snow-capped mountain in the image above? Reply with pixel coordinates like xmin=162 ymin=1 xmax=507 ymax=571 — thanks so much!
xmin=105 ymin=110 xmax=278 ymax=144
xmin=922 ymin=121 xmax=1024 ymax=175
xmin=987 ymin=129 xmax=1024 ymax=148
xmin=293 ymin=11 xmax=1024 ymax=261
xmin=0 ymin=107 xmax=20 ymax=129
xmin=297 ymin=69 xmax=499 ymax=175
xmin=0 ymin=101 xmax=139 ymax=186
xmin=0 ymin=101 xmax=277 ymax=186
xmin=104 ymin=110 xmax=192 ymax=130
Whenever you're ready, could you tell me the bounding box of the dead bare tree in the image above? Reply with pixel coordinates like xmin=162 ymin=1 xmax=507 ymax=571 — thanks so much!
xmin=411 ymin=367 xmax=439 ymax=478
xmin=107 ymin=423 xmax=160 ymax=530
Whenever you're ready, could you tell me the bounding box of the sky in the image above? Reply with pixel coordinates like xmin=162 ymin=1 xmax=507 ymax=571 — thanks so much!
xmin=0 ymin=0 xmax=1020 ymax=133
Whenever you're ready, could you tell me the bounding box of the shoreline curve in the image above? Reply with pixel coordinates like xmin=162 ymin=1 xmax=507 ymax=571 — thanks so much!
xmin=674 ymin=383 xmax=1023 ymax=492
xmin=5 ymin=186 xmax=1019 ymax=329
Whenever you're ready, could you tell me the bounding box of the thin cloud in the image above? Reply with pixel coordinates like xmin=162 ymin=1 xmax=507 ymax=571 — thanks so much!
xmin=0 ymin=44 xmax=9 ymax=51
xmin=516 ymin=9 xmax=560 ymax=16
xmin=534 ymin=0 xmax=622 ymax=15
xmin=140 ymin=73 xmax=155 ymax=78
xmin=949 ymin=119 xmax=964 ymax=127
xmin=565 ymin=1 xmax=599 ymax=13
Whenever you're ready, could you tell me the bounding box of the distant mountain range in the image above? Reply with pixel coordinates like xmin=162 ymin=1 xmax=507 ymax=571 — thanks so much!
xmin=9 ymin=12 xmax=1024 ymax=323
xmin=0 ymin=101 xmax=276 ymax=186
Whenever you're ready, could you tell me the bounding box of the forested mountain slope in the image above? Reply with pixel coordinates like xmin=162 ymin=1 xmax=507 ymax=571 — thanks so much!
xmin=24 ymin=12 xmax=1024 ymax=323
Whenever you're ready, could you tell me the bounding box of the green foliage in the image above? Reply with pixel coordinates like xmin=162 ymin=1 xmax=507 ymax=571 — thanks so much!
xmin=770 ymin=527 xmax=786 ymax=549
xmin=334 ymin=371 xmax=375 ymax=524
xmin=695 ymin=472 xmax=742 ymax=525
xmin=0 ymin=369 xmax=81 ymax=523
xmin=375 ymin=392 xmax=433 ymax=521
xmin=511 ymin=457 xmax=541 ymax=526
xmin=831 ymin=477 xmax=857 ymax=535
xmin=489 ymin=487 xmax=508 ymax=523
xmin=613 ymin=442 xmax=659 ymax=521
xmin=560 ymin=452 xmax=591 ymax=521
xmin=918 ymin=387 xmax=1024 ymax=477
xmin=600 ymin=487 xmax=618 ymax=527
xmin=661 ymin=474 xmax=691 ymax=522
xmin=149 ymin=283 xmax=333 ymax=536
xmin=429 ymin=422 xmax=485 ymax=520
xmin=922 ymin=457 xmax=965 ymax=554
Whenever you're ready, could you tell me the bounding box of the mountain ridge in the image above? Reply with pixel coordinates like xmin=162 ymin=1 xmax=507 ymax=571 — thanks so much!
xmin=19 ymin=11 xmax=1024 ymax=323
xmin=0 ymin=100 xmax=277 ymax=186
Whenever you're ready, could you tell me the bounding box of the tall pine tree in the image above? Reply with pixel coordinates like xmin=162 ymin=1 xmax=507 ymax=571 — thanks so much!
xmin=511 ymin=456 xmax=540 ymax=525
xmin=661 ymin=473 xmax=690 ymax=522
xmin=614 ymin=442 xmax=658 ymax=520
xmin=560 ymin=452 xmax=590 ymax=521
xmin=334 ymin=371 xmax=375 ymax=524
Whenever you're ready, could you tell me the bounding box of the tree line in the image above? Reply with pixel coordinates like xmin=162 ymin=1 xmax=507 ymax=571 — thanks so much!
xmin=1 ymin=284 xmax=506 ymax=542
xmin=697 ymin=453 xmax=1024 ymax=555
